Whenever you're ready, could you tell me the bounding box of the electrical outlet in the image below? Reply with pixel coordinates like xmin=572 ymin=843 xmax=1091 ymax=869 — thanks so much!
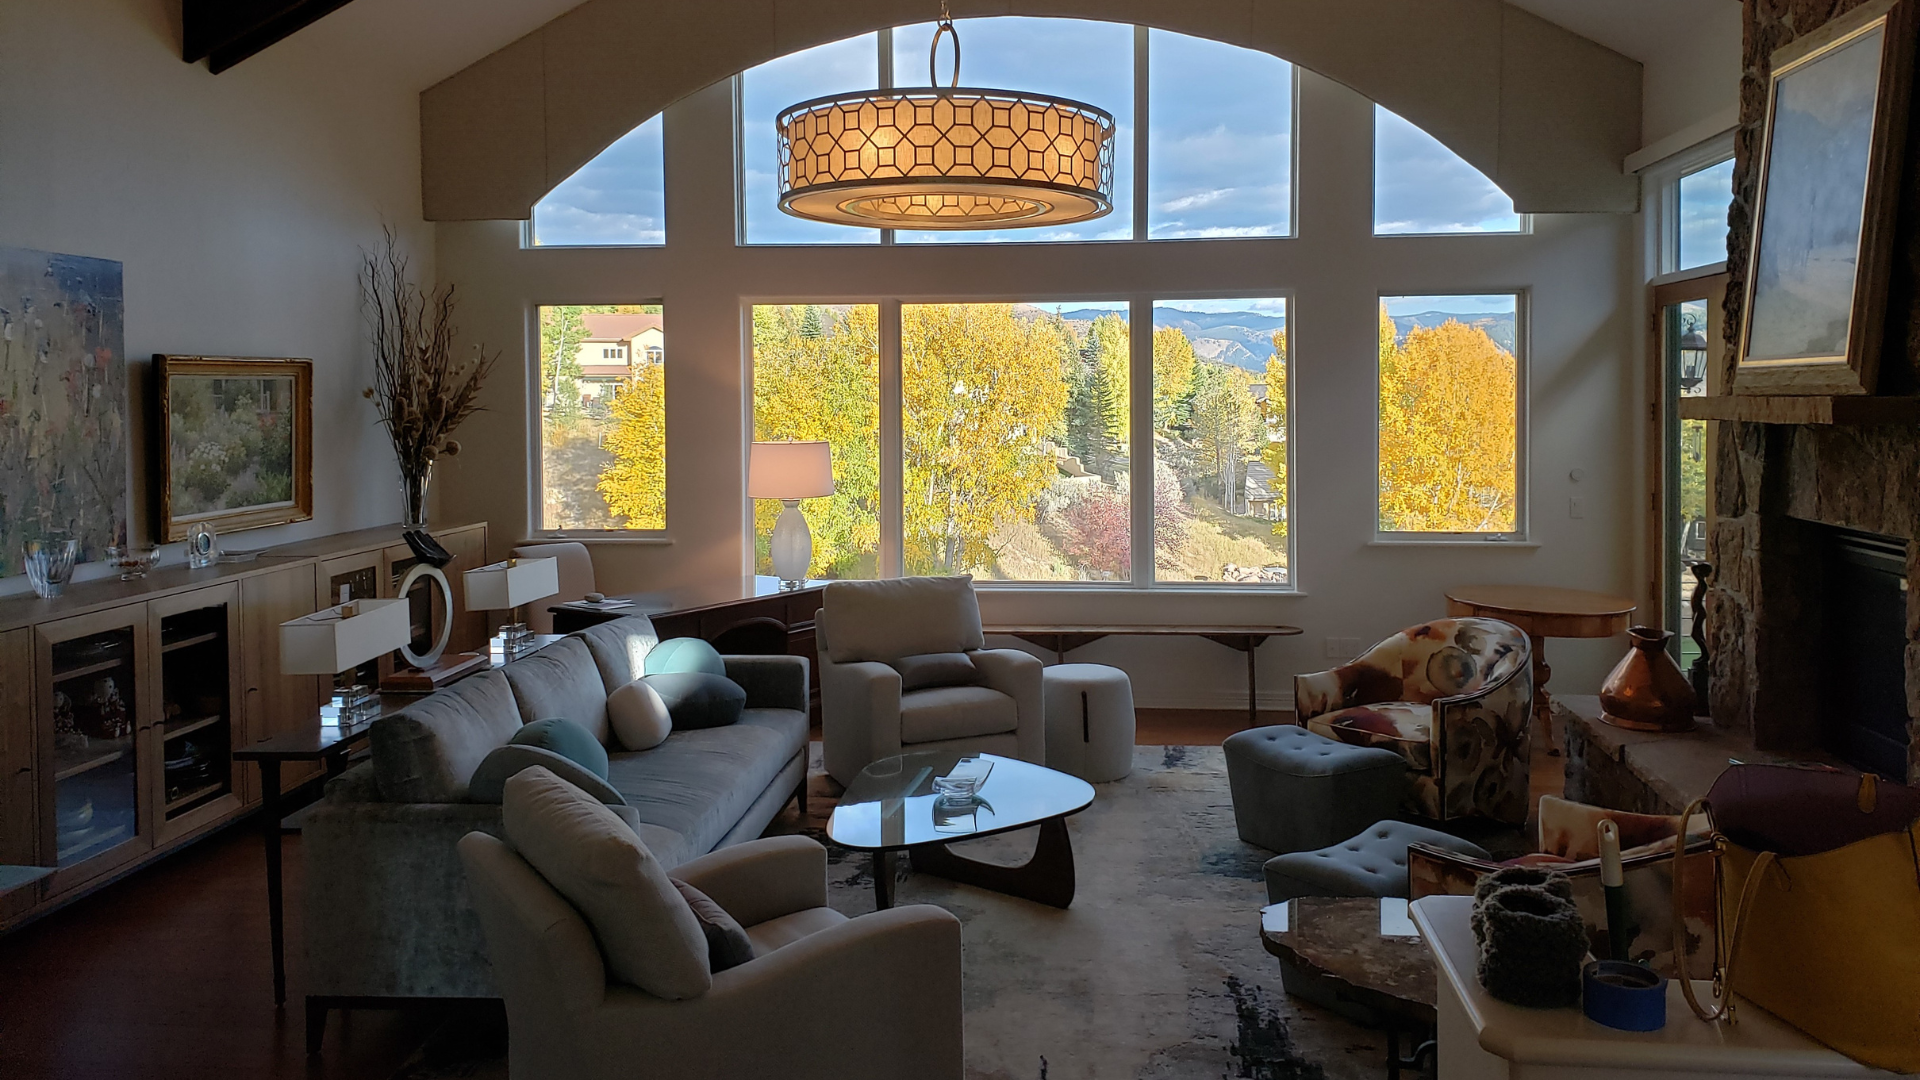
xmin=1325 ymin=636 xmax=1363 ymax=659
xmin=1569 ymin=496 xmax=1586 ymax=519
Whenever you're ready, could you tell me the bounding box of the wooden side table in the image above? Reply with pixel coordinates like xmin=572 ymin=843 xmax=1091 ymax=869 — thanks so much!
xmin=1443 ymin=585 xmax=1634 ymax=755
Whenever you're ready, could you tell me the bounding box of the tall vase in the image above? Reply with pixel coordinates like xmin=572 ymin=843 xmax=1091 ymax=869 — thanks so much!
xmin=400 ymin=462 xmax=432 ymax=531
xmin=1599 ymin=626 xmax=1698 ymax=732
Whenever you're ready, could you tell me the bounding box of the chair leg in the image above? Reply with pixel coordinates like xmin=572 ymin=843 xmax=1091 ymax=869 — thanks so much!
xmin=305 ymin=998 xmax=327 ymax=1056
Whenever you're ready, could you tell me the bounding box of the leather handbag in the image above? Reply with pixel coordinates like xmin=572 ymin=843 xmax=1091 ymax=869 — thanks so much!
xmin=1671 ymin=764 xmax=1920 ymax=1073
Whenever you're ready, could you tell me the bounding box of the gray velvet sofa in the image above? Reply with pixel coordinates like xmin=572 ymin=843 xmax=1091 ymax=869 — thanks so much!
xmin=301 ymin=615 xmax=809 ymax=1043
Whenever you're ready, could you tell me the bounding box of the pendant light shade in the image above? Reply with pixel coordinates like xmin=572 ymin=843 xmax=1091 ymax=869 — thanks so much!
xmin=776 ymin=13 xmax=1115 ymax=230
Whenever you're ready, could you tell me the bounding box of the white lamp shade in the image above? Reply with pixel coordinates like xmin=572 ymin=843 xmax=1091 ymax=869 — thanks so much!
xmin=463 ymin=557 xmax=560 ymax=611
xmin=748 ymin=441 xmax=834 ymax=500
xmin=281 ymin=598 xmax=411 ymax=675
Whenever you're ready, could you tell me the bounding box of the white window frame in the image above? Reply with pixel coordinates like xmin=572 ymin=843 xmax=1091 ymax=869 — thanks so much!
xmin=1643 ymin=131 xmax=1735 ymax=279
xmin=1372 ymin=290 xmax=1530 ymax=544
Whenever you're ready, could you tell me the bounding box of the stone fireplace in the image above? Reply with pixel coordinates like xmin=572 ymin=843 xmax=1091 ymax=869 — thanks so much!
xmin=1704 ymin=0 xmax=1920 ymax=785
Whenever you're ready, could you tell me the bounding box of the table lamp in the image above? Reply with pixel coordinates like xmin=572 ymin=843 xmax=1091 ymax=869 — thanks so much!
xmin=463 ymin=556 xmax=559 ymax=662
xmin=281 ymin=589 xmax=411 ymax=728
xmin=748 ymin=440 xmax=833 ymax=591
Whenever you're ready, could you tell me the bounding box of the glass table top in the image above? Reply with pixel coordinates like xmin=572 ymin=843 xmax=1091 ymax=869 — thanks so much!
xmin=827 ymin=751 xmax=1095 ymax=851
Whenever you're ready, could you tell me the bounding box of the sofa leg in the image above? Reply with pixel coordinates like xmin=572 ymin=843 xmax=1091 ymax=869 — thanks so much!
xmin=306 ymin=998 xmax=327 ymax=1056
xmin=794 ymin=776 xmax=809 ymax=818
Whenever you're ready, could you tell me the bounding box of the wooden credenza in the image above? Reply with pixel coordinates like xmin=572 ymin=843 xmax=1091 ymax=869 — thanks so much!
xmin=0 ymin=521 xmax=487 ymax=932
xmin=650 ymin=584 xmax=826 ymax=722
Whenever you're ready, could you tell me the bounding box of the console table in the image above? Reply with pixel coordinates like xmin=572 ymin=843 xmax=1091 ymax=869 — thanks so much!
xmin=986 ymin=624 xmax=1302 ymax=726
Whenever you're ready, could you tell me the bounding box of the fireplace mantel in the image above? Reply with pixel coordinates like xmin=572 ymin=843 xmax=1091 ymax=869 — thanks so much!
xmin=1680 ymin=395 xmax=1920 ymax=425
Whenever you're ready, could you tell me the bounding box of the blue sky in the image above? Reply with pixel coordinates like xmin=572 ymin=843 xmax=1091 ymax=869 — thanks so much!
xmin=534 ymin=18 xmax=1546 ymax=246
xmin=1383 ymin=294 xmax=1517 ymax=316
xmin=1678 ymin=158 xmax=1734 ymax=269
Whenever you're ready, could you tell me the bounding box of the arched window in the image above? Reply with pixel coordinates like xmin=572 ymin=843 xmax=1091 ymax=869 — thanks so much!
xmin=532 ymin=115 xmax=665 ymax=247
xmin=1373 ymin=106 xmax=1523 ymax=235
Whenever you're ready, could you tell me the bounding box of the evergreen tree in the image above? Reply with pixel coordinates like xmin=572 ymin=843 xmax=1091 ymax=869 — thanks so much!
xmin=798 ymin=304 xmax=825 ymax=340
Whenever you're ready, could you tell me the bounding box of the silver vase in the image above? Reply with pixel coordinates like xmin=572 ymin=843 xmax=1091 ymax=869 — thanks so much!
xmin=24 ymin=538 xmax=80 ymax=598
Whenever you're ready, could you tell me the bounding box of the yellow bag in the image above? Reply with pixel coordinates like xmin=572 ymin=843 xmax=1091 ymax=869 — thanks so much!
xmin=1674 ymin=766 xmax=1920 ymax=1073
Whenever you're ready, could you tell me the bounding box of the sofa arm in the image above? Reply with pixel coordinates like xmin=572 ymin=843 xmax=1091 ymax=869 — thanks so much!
xmin=671 ymin=835 xmax=826 ymax=927
xmin=321 ymin=760 xmax=383 ymax=803
xmin=582 ymin=905 xmax=964 ymax=1080
xmin=971 ymin=648 xmax=1044 ymax=764
xmin=724 ymin=654 xmax=809 ymax=713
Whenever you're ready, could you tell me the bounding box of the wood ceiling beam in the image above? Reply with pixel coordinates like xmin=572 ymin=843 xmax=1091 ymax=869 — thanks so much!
xmin=183 ymin=0 xmax=360 ymax=73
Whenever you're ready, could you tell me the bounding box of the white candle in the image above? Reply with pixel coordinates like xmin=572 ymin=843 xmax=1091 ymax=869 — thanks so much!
xmin=1597 ymin=819 xmax=1624 ymax=888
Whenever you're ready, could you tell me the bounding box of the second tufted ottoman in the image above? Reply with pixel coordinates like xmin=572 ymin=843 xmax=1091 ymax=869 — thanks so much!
xmin=1263 ymin=818 xmax=1489 ymax=903
xmin=1223 ymin=725 xmax=1407 ymax=854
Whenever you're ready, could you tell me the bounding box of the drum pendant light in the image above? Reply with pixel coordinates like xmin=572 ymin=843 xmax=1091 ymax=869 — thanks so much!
xmin=775 ymin=5 xmax=1116 ymax=230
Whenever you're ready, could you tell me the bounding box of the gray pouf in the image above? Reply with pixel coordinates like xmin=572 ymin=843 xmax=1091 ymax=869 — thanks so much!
xmin=1223 ymin=725 xmax=1407 ymax=854
xmin=1263 ymin=819 xmax=1490 ymax=903
xmin=1041 ymin=664 xmax=1134 ymax=782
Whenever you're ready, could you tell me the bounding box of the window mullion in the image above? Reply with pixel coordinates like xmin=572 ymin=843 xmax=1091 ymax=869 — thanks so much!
xmin=880 ymin=29 xmax=895 ymax=247
xmin=879 ymin=298 xmax=904 ymax=577
xmin=1129 ymin=298 xmax=1154 ymax=586
xmin=1133 ymin=24 xmax=1148 ymax=242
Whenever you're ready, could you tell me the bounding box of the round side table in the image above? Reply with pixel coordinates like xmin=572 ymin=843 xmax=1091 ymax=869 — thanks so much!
xmin=1443 ymin=584 xmax=1635 ymax=755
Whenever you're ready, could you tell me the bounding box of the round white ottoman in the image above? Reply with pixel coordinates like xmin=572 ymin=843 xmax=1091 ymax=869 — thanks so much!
xmin=1042 ymin=663 xmax=1135 ymax=783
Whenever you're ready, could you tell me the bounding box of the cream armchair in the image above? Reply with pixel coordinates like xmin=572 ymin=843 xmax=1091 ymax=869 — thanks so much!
xmin=816 ymin=576 xmax=1044 ymax=786
xmin=459 ymin=832 xmax=964 ymax=1080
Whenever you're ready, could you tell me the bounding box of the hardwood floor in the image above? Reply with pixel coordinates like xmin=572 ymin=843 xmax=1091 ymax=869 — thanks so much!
xmin=0 ymin=710 xmax=1565 ymax=1079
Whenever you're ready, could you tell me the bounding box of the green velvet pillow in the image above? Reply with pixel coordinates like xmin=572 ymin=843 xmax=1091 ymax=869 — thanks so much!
xmin=639 ymin=672 xmax=747 ymax=730
xmin=644 ymin=637 xmax=727 ymax=677
xmin=511 ymin=718 xmax=611 ymax=780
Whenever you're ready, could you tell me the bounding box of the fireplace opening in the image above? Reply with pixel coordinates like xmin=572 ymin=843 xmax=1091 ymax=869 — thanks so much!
xmin=1818 ymin=526 xmax=1911 ymax=779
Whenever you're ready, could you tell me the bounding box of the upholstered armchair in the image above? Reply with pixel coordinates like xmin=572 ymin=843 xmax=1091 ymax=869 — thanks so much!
xmin=1293 ymin=618 xmax=1532 ymax=823
xmin=459 ymin=832 xmax=964 ymax=1080
xmin=815 ymin=576 xmax=1044 ymax=786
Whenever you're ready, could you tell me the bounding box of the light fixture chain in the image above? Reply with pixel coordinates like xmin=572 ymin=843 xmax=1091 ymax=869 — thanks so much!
xmin=930 ymin=8 xmax=960 ymax=88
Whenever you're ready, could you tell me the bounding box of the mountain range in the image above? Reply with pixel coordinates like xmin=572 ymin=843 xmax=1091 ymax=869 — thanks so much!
xmin=1024 ymin=306 xmax=1515 ymax=372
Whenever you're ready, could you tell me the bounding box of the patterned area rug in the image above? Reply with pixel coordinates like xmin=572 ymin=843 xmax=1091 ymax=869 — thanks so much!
xmin=393 ymin=745 xmax=1397 ymax=1080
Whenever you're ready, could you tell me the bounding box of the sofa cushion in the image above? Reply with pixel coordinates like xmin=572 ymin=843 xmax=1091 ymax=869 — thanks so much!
xmin=641 ymin=672 xmax=747 ymax=730
xmin=670 ymin=878 xmax=755 ymax=973
xmin=512 ymin=718 xmax=611 ymax=779
xmin=467 ymin=744 xmax=626 ymax=805
xmin=899 ymin=685 xmax=1017 ymax=745
xmin=819 ymin=576 xmax=983 ymax=664
xmin=503 ymin=637 xmax=611 ymax=746
xmin=644 ymin=637 xmax=727 ymax=677
xmin=1307 ymin=702 xmax=1433 ymax=773
xmin=574 ymin=615 xmax=660 ymax=691
xmin=371 ymin=669 xmax=524 ymax=802
xmin=891 ymin=651 xmax=980 ymax=692
xmin=503 ymin=766 xmax=711 ymax=999
xmin=605 ymin=708 xmax=808 ymax=857
xmin=607 ymin=679 xmax=673 ymax=750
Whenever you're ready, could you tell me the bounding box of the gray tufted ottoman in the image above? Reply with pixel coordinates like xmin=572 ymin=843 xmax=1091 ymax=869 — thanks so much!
xmin=1223 ymin=725 xmax=1407 ymax=854
xmin=1263 ymin=819 xmax=1490 ymax=903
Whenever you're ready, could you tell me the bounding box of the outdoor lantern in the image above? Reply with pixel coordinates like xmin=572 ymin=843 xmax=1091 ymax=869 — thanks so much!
xmin=1679 ymin=321 xmax=1709 ymax=393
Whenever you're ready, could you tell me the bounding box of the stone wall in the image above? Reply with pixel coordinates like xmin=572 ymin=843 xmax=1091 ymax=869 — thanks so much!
xmin=1708 ymin=0 xmax=1920 ymax=781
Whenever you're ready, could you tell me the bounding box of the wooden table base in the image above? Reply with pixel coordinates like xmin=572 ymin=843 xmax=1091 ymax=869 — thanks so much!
xmin=870 ymin=816 xmax=1077 ymax=911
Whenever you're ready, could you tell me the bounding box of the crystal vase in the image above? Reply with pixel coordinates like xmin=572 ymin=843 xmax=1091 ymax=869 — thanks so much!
xmin=400 ymin=462 xmax=433 ymax=530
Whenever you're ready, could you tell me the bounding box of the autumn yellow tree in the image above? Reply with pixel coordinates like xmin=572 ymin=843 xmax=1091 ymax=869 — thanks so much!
xmin=750 ymin=305 xmax=881 ymax=577
xmin=1260 ymin=330 xmax=1289 ymax=540
xmin=901 ymin=304 xmax=1070 ymax=574
xmin=597 ymin=361 xmax=666 ymax=529
xmin=1377 ymin=306 xmax=1517 ymax=532
xmin=1151 ymin=326 xmax=1197 ymax=432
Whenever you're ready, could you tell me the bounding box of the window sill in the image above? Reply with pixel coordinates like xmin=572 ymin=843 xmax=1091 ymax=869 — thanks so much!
xmin=973 ymin=582 xmax=1305 ymax=596
xmin=1366 ymin=538 xmax=1539 ymax=549
xmin=523 ymin=534 xmax=673 ymax=545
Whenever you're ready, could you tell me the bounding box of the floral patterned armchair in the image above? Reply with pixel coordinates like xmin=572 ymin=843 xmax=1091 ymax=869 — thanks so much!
xmin=1293 ymin=618 xmax=1532 ymax=823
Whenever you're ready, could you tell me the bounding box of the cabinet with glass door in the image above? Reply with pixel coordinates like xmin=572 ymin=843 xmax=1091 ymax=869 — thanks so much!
xmin=36 ymin=606 xmax=154 ymax=893
xmin=151 ymin=582 xmax=243 ymax=845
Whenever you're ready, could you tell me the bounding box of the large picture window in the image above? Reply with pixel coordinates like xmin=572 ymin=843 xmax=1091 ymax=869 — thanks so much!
xmin=1377 ymin=294 xmax=1522 ymax=536
xmin=740 ymin=34 xmax=881 ymax=245
xmin=1147 ymin=31 xmax=1293 ymax=239
xmin=537 ymin=305 xmax=666 ymax=531
xmin=1152 ymin=300 xmax=1290 ymax=583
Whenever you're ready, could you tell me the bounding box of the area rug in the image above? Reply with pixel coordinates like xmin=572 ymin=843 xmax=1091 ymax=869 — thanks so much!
xmin=392 ymin=745 xmax=1395 ymax=1080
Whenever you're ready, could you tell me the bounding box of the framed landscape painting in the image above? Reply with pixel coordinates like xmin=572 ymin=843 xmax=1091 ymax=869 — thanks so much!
xmin=157 ymin=355 xmax=312 ymax=540
xmin=1735 ymin=0 xmax=1916 ymax=395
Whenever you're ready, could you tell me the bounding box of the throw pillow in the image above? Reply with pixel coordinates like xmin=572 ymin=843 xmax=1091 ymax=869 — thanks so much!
xmin=503 ymin=766 xmax=711 ymax=999
xmin=511 ymin=718 xmax=611 ymax=779
xmin=670 ymin=878 xmax=756 ymax=973
xmin=644 ymin=636 xmax=727 ymax=677
xmin=468 ymin=744 xmax=627 ymax=805
xmin=607 ymin=679 xmax=673 ymax=751
xmin=640 ymin=672 xmax=747 ymax=730
xmin=889 ymin=651 xmax=979 ymax=692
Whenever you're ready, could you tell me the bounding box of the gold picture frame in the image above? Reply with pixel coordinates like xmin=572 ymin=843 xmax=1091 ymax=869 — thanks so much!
xmin=156 ymin=355 xmax=313 ymax=541
xmin=1735 ymin=0 xmax=1916 ymax=396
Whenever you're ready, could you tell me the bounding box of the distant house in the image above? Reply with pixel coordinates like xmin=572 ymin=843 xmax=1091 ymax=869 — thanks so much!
xmin=575 ymin=313 xmax=664 ymax=399
xmin=1244 ymin=459 xmax=1281 ymax=521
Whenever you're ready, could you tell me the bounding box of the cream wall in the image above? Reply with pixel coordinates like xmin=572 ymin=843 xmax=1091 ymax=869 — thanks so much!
xmin=1638 ymin=1 xmax=1744 ymax=149
xmin=437 ymin=66 xmax=1641 ymax=709
xmin=0 ymin=0 xmax=432 ymax=593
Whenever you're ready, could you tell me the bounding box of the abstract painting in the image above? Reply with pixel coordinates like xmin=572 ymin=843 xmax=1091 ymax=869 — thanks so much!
xmin=1738 ymin=0 xmax=1914 ymax=394
xmin=0 ymin=248 xmax=128 ymax=576
xmin=158 ymin=356 xmax=312 ymax=540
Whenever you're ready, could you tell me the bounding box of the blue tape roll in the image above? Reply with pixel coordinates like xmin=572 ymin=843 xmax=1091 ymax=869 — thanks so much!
xmin=1582 ymin=960 xmax=1667 ymax=1032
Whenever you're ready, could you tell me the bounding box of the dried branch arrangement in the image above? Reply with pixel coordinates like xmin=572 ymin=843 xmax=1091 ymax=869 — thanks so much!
xmin=360 ymin=227 xmax=495 ymax=484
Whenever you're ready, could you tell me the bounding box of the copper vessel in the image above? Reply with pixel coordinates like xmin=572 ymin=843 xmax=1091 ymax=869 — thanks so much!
xmin=1599 ymin=626 xmax=1697 ymax=732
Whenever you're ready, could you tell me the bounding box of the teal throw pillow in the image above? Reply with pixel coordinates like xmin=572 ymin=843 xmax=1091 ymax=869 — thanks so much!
xmin=640 ymin=672 xmax=747 ymax=730
xmin=511 ymin=718 xmax=611 ymax=780
xmin=644 ymin=636 xmax=728 ymax=677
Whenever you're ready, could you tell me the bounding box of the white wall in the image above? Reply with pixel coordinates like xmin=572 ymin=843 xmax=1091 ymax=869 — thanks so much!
xmin=0 ymin=0 xmax=431 ymax=592
xmin=1638 ymin=1 xmax=1743 ymax=149
xmin=438 ymin=62 xmax=1643 ymax=709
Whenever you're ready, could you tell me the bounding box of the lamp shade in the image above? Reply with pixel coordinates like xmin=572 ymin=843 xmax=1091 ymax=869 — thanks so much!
xmin=280 ymin=598 xmax=411 ymax=675
xmin=463 ymin=556 xmax=560 ymax=611
xmin=748 ymin=441 xmax=834 ymax=500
